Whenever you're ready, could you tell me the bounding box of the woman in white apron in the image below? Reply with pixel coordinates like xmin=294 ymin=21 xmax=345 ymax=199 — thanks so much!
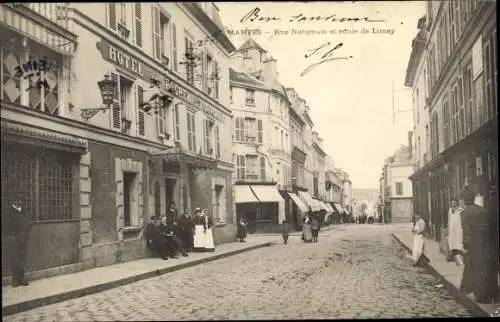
xmin=193 ymin=208 xmax=215 ymax=252
xmin=447 ymin=199 xmax=464 ymax=266
xmin=412 ymin=214 xmax=427 ymax=266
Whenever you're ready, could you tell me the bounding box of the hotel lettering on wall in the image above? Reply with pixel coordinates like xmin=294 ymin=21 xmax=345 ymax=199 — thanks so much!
xmin=96 ymin=39 xmax=222 ymax=122
xmin=165 ymin=79 xmax=222 ymax=122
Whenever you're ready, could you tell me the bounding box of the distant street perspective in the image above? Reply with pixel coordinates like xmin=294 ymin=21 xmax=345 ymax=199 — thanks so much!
xmin=1 ymin=1 xmax=498 ymax=320
xmin=4 ymin=225 xmax=472 ymax=321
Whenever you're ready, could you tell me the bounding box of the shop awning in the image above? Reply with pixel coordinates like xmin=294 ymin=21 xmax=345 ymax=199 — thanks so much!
xmin=298 ymin=191 xmax=322 ymax=212
xmin=287 ymin=192 xmax=308 ymax=213
xmin=0 ymin=4 xmax=77 ymax=56
xmin=234 ymin=185 xmax=259 ymax=204
xmin=317 ymin=200 xmax=330 ymax=213
xmin=333 ymin=203 xmax=344 ymax=214
xmin=250 ymin=185 xmax=285 ymax=203
xmin=324 ymin=202 xmax=334 ymax=214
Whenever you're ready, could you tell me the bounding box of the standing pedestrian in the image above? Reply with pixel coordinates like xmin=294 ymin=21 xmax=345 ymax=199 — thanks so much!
xmin=311 ymin=216 xmax=320 ymax=243
xmin=237 ymin=216 xmax=247 ymax=242
xmin=5 ymin=199 xmax=32 ymax=287
xmin=178 ymin=210 xmax=194 ymax=253
xmin=460 ymin=189 xmax=499 ymax=303
xmin=302 ymin=214 xmax=313 ymax=243
xmin=412 ymin=214 xmax=427 ymax=267
xmin=281 ymin=220 xmax=289 ymax=244
xmin=447 ymin=198 xmax=464 ymax=266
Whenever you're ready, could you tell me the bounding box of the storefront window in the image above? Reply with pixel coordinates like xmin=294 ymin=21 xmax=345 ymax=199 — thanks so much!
xmin=0 ymin=34 xmax=61 ymax=115
xmin=1 ymin=143 xmax=77 ymax=222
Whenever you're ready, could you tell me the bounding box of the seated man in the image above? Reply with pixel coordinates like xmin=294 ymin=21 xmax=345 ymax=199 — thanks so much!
xmin=158 ymin=216 xmax=188 ymax=258
xmin=144 ymin=216 xmax=169 ymax=260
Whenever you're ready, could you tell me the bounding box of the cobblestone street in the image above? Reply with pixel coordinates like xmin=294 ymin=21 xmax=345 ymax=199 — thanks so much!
xmin=4 ymin=225 xmax=472 ymax=321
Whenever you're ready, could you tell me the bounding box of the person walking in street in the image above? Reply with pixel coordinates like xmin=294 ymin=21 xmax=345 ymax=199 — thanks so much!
xmin=447 ymin=198 xmax=464 ymax=266
xmin=177 ymin=209 xmax=194 ymax=253
xmin=4 ymin=199 xmax=32 ymax=287
xmin=281 ymin=220 xmax=290 ymax=244
xmin=302 ymin=214 xmax=313 ymax=243
xmin=412 ymin=213 xmax=428 ymax=267
xmin=237 ymin=216 xmax=247 ymax=242
xmin=460 ymin=189 xmax=499 ymax=303
xmin=311 ymin=215 xmax=320 ymax=243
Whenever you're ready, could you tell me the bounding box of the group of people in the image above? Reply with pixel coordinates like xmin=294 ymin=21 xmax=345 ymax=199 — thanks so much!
xmin=412 ymin=188 xmax=498 ymax=304
xmin=301 ymin=213 xmax=321 ymax=243
xmin=145 ymin=203 xmax=215 ymax=260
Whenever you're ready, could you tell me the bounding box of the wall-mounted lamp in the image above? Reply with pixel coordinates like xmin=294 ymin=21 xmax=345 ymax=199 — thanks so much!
xmin=140 ymin=78 xmax=174 ymax=115
xmin=81 ymin=74 xmax=116 ymax=120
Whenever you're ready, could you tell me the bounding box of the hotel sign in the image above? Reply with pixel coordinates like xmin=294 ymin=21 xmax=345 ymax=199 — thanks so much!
xmin=165 ymin=79 xmax=223 ymax=121
xmin=96 ymin=40 xmax=223 ymax=122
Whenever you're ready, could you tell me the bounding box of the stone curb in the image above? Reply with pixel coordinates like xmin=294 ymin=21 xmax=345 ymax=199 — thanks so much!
xmin=391 ymin=233 xmax=490 ymax=317
xmin=2 ymin=241 xmax=275 ymax=316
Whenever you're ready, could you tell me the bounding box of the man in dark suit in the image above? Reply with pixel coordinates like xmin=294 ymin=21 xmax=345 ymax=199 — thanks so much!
xmin=177 ymin=211 xmax=194 ymax=253
xmin=158 ymin=216 xmax=188 ymax=258
xmin=4 ymin=199 xmax=32 ymax=287
xmin=460 ymin=188 xmax=499 ymax=303
xmin=144 ymin=216 xmax=168 ymax=260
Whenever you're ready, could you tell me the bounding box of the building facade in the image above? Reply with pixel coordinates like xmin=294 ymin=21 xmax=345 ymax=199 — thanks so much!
xmin=379 ymin=146 xmax=414 ymax=223
xmin=229 ymin=39 xmax=289 ymax=233
xmin=406 ymin=1 xmax=497 ymax=247
xmin=1 ymin=2 xmax=236 ymax=281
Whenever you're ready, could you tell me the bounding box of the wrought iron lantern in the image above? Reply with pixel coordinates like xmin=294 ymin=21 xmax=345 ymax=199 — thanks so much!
xmin=81 ymin=74 xmax=117 ymax=120
xmin=97 ymin=74 xmax=115 ymax=107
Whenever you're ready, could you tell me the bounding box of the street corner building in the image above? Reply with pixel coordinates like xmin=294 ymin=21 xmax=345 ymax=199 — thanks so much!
xmin=1 ymin=2 xmax=236 ymax=282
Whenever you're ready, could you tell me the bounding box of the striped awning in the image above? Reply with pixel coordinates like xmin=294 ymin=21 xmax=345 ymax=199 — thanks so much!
xmin=0 ymin=4 xmax=77 ymax=56
xmin=324 ymin=202 xmax=334 ymax=214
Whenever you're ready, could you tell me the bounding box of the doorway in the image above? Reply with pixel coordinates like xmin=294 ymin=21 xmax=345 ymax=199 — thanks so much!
xmin=215 ymin=185 xmax=223 ymax=223
xmin=165 ymin=178 xmax=176 ymax=218
xmin=123 ymin=172 xmax=137 ymax=227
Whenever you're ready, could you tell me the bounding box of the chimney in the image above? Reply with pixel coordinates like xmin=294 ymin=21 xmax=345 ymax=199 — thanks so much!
xmin=262 ymin=56 xmax=278 ymax=80
xmin=408 ymin=131 xmax=413 ymax=159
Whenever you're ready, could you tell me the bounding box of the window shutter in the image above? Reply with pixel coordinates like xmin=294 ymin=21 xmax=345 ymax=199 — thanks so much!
xmin=203 ymin=119 xmax=208 ymax=155
xmin=174 ymin=104 xmax=180 ymax=141
xmin=214 ymin=60 xmax=219 ymax=98
xmin=257 ymin=119 xmax=263 ymax=143
xmin=109 ymin=4 xmax=117 ymax=31
xmin=187 ymin=113 xmax=192 ymax=150
xmin=215 ymin=124 xmax=220 ymax=159
xmin=111 ymin=73 xmax=121 ymax=129
xmin=172 ymin=23 xmax=178 ymax=72
xmin=137 ymin=85 xmax=145 ymax=136
xmin=156 ymin=108 xmax=165 ymax=137
xmin=153 ymin=7 xmax=160 ymax=60
xmin=191 ymin=113 xmax=196 ymax=152
xmin=260 ymin=156 xmax=266 ymax=180
xmin=234 ymin=118 xmax=238 ymax=141
xmin=134 ymin=3 xmax=142 ymax=47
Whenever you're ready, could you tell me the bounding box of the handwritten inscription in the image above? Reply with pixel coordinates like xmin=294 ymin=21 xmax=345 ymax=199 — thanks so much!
xmin=300 ymin=42 xmax=353 ymax=77
xmin=240 ymin=7 xmax=386 ymax=24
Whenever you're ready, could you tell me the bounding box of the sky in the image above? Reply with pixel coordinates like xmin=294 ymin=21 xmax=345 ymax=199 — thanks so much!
xmin=216 ymin=1 xmax=426 ymax=189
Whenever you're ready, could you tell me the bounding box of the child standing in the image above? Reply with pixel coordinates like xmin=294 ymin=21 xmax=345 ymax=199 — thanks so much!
xmin=281 ymin=220 xmax=289 ymax=244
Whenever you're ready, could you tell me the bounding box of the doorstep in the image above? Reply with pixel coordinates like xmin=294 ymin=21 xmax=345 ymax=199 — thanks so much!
xmin=2 ymin=237 xmax=275 ymax=316
xmin=392 ymin=228 xmax=500 ymax=317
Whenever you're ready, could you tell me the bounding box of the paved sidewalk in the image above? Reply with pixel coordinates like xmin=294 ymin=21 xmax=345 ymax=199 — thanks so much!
xmin=392 ymin=225 xmax=500 ymax=317
xmin=2 ymin=235 xmax=278 ymax=316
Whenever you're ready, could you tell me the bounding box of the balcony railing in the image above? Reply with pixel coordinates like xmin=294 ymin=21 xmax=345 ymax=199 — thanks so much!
xmin=21 ymin=3 xmax=72 ymax=30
